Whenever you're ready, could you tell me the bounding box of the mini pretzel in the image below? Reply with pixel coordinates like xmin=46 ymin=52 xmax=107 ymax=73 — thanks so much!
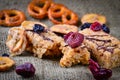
xmin=0 ymin=9 xmax=26 ymax=27
xmin=27 ymin=0 xmax=53 ymax=19
xmin=0 ymin=57 xmax=15 ymax=71
xmin=81 ymin=13 xmax=106 ymax=24
xmin=6 ymin=27 xmax=27 ymax=56
xmin=48 ymin=3 xmax=78 ymax=25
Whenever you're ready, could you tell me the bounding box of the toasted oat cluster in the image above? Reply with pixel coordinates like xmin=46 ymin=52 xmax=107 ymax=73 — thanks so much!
xmin=80 ymin=28 xmax=120 ymax=68
xmin=60 ymin=41 xmax=90 ymax=67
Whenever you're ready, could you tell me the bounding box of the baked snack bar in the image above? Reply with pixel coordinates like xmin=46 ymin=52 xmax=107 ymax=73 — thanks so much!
xmin=80 ymin=28 xmax=120 ymax=68
xmin=25 ymin=29 xmax=63 ymax=58
xmin=59 ymin=32 xmax=90 ymax=67
xmin=60 ymin=41 xmax=90 ymax=67
xmin=21 ymin=21 xmax=63 ymax=58
xmin=6 ymin=21 xmax=64 ymax=58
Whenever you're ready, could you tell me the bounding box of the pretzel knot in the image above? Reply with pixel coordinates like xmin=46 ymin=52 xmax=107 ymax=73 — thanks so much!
xmin=28 ymin=0 xmax=52 ymax=19
xmin=0 ymin=9 xmax=25 ymax=27
xmin=48 ymin=3 xmax=79 ymax=25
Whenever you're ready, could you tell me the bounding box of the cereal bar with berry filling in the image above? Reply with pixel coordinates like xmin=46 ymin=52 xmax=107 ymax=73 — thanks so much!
xmin=59 ymin=32 xmax=90 ymax=67
xmin=21 ymin=21 xmax=63 ymax=58
xmin=80 ymin=28 xmax=120 ymax=68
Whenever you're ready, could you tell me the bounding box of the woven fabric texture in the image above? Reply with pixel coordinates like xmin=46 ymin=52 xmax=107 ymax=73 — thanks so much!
xmin=0 ymin=0 xmax=120 ymax=80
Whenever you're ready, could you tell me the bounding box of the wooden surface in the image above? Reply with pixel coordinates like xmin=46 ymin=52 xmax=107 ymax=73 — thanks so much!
xmin=0 ymin=0 xmax=120 ymax=80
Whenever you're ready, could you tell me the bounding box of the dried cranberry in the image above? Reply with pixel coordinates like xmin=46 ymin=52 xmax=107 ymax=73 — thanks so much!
xmin=65 ymin=32 xmax=84 ymax=48
xmin=90 ymin=22 xmax=102 ymax=31
xmin=94 ymin=68 xmax=112 ymax=80
xmin=89 ymin=59 xmax=112 ymax=80
xmin=89 ymin=59 xmax=99 ymax=74
xmin=64 ymin=32 xmax=74 ymax=41
xmin=16 ymin=63 xmax=35 ymax=78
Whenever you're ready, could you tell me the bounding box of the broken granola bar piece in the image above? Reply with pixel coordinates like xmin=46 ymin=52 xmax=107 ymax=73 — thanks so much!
xmin=80 ymin=28 xmax=120 ymax=69
xmin=22 ymin=21 xmax=63 ymax=58
xmin=60 ymin=32 xmax=90 ymax=67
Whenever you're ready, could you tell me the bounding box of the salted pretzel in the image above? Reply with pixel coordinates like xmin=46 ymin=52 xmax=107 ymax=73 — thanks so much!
xmin=28 ymin=0 xmax=53 ymax=19
xmin=6 ymin=27 xmax=27 ymax=56
xmin=0 ymin=9 xmax=26 ymax=27
xmin=48 ymin=3 xmax=79 ymax=25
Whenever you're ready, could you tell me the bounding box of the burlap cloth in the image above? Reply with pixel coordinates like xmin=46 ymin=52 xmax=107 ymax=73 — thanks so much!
xmin=0 ymin=0 xmax=120 ymax=80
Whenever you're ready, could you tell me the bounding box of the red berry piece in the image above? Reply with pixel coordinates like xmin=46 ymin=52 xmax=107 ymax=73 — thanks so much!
xmin=89 ymin=59 xmax=99 ymax=74
xmin=89 ymin=59 xmax=112 ymax=80
xmin=94 ymin=68 xmax=112 ymax=80
xmin=16 ymin=63 xmax=36 ymax=78
xmin=64 ymin=32 xmax=74 ymax=41
xmin=90 ymin=22 xmax=102 ymax=31
xmin=65 ymin=32 xmax=84 ymax=48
